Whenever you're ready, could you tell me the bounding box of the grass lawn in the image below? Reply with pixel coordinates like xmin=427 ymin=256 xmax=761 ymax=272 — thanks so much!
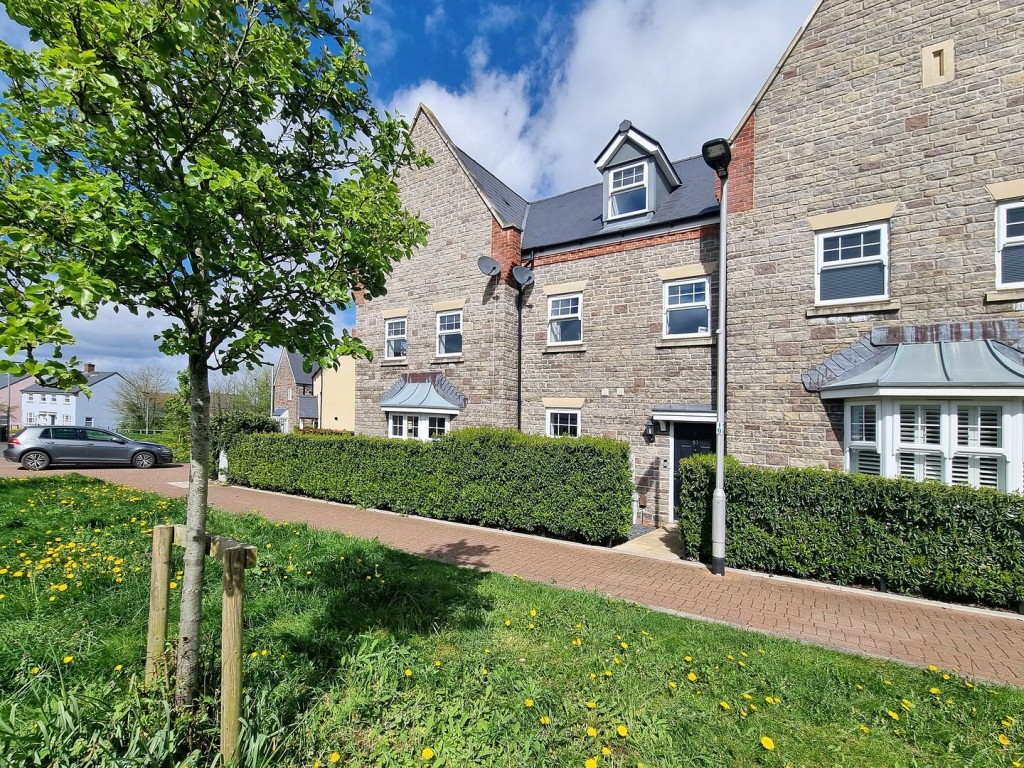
xmin=0 ymin=474 xmax=1021 ymax=767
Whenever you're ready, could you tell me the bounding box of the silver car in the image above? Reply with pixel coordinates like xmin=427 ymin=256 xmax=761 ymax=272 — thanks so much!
xmin=3 ymin=426 xmax=174 ymax=470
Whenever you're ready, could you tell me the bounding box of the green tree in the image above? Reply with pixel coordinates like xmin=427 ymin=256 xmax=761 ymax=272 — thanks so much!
xmin=0 ymin=0 xmax=428 ymax=704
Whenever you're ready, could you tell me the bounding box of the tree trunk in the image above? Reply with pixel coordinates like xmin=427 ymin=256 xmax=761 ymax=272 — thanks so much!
xmin=175 ymin=348 xmax=211 ymax=707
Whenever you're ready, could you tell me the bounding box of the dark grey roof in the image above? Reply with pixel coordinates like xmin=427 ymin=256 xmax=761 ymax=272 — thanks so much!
xmin=286 ymin=352 xmax=316 ymax=386
xmin=454 ymin=147 xmax=529 ymax=229
xmin=272 ymin=406 xmax=287 ymax=417
xmin=298 ymin=395 xmax=319 ymax=419
xmin=520 ymin=157 xmax=718 ymax=252
xmin=23 ymin=371 xmax=119 ymax=394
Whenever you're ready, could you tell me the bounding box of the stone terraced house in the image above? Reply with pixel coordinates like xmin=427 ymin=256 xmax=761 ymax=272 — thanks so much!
xmin=355 ymin=0 xmax=1024 ymax=525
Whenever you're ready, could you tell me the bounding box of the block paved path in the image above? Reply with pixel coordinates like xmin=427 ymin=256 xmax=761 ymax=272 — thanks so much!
xmin=4 ymin=460 xmax=1022 ymax=687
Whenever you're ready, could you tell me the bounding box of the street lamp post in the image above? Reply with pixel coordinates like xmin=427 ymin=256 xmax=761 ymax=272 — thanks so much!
xmin=701 ymin=138 xmax=732 ymax=577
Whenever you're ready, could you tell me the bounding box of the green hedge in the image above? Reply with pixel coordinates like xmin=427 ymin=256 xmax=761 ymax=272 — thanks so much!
xmin=676 ymin=454 xmax=1024 ymax=610
xmin=227 ymin=427 xmax=634 ymax=545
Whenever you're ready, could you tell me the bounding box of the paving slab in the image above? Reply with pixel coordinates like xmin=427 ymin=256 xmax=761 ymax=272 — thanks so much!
xmin=2 ymin=460 xmax=1022 ymax=687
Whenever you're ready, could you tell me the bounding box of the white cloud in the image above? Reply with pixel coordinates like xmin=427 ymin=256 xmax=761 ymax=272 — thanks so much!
xmin=391 ymin=0 xmax=815 ymax=197
xmin=479 ymin=4 xmax=521 ymax=33
xmin=392 ymin=51 xmax=540 ymax=197
xmin=424 ymin=0 xmax=446 ymax=34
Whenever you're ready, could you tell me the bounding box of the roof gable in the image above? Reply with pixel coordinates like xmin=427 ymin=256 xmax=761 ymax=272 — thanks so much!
xmin=594 ymin=120 xmax=682 ymax=188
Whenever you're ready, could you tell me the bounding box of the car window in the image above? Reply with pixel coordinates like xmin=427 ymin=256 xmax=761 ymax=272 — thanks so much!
xmin=83 ymin=429 xmax=117 ymax=442
xmin=35 ymin=428 xmax=50 ymax=439
xmin=50 ymin=427 xmax=81 ymax=440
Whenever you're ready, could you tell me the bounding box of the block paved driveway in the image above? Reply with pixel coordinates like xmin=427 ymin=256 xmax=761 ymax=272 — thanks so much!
xmin=3 ymin=460 xmax=1022 ymax=687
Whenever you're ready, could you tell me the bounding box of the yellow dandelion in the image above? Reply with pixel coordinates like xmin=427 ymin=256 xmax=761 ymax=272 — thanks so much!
xmin=620 ymin=642 xmax=629 ymax=650
xmin=901 ymin=699 xmax=913 ymax=711
xmin=929 ymin=665 xmax=938 ymax=671
xmin=572 ymin=638 xmax=583 ymax=647
xmin=529 ymin=608 xmax=537 ymax=617
xmin=420 ymin=747 xmax=435 ymax=760
xmin=668 ymin=681 xmax=677 ymax=689
xmin=887 ymin=710 xmax=900 ymax=721
xmin=587 ymin=726 xmax=597 ymax=737
xmin=859 ymin=725 xmax=870 ymax=733
xmin=586 ymin=701 xmax=597 ymax=709
xmin=760 ymin=736 xmax=775 ymax=751
xmin=687 ymin=672 xmax=697 ymax=682
xmin=604 ymin=670 xmax=612 ymax=677
xmin=601 ymin=746 xmax=612 ymax=756
xmin=524 ymin=699 xmax=534 ymax=708
xmin=250 ymin=651 xmax=259 ymax=658
xmin=504 ymin=619 xmax=512 ymax=626
xmin=616 ymin=725 xmax=628 ymax=738
xmin=585 ymin=760 xmax=598 ymax=768
xmin=540 ymin=715 xmax=551 ymax=725
xmin=742 ymin=693 xmax=753 ymax=700
xmin=929 ymin=687 xmax=941 ymax=695
xmin=114 ymin=664 xmax=123 ymax=671
xmin=998 ymin=734 xmax=1011 ymax=746
xmin=328 ymin=752 xmax=341 ymax=764
xmin=169 ymin=581 xmax=178 ymax=589
xmin=719 ymin=701 xmax=731 ymax=711
xmin=684 ymin=655 xmax=692 ymax=662
xmin=30 ymin=667 xmax=39 ymax=675
xmin=434 ymin=660 xmax=442 ymax=668
xmin=404 ymin=669 xmax=413 ymax=677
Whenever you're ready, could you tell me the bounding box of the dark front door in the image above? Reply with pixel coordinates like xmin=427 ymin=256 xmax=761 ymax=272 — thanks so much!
xmin=672 ymin=422 xmax=715 ymax=514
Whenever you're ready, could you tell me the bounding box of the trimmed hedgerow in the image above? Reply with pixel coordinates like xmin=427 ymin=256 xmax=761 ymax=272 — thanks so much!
xmin=676 ymin=454 xmax=1024 ymax=610
xmin=227 ymin=427 xmax=634 ymax=545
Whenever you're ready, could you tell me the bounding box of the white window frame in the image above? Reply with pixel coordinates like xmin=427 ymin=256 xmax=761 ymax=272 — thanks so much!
xmin=84 ymin=417 xmax=94 ymax=427
xmin=547 ymin=293 xmax=583 ymax=346
xmin=663 ymin=278 xmax=711 ymax=339
xmin=996 ymin=201 xmax=1024 ymax=288
xmin=387 ymin=412 xmax=449 ymax=441
xmin=844 ymin=398 xmax=1022 ymax=491
xmin=815 ymin=223 xmax=889 ymax=305
xmin=436 ymin=310 xmax=463 ymax=357
xmin=607 ymin=161 xmax=648 ymax=220
xmin=546 ymin=408 xmax=581 ymax=438
xmin=26 ymin=394 xmax=33 ymax=403
xmin=844 ymin=401 xmax=881 ymax=476
xmin=385 ymin=317 xmax=408 ymax=360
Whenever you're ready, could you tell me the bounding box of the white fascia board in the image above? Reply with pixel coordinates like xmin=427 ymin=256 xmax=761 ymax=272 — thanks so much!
xmin=595 ymin=130 xmax=682 ymax=188
xmin=821 ymin=387 xmax=1024 ymax=400
xmin=380 ymin=405 xmax=460 ymax=416
xmin=650 ymin=410 xmax=716 ymax=423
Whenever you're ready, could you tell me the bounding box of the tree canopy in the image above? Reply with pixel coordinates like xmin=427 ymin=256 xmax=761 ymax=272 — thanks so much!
xmin=0 ymin=0 xmax=428 ymax=706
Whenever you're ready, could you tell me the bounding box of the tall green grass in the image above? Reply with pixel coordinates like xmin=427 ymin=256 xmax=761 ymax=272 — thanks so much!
xmin=0 ymin=474 xmax=1021 ymax=767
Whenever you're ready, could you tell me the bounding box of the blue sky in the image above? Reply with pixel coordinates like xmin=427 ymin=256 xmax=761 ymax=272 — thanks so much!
xmin=1 ymin=0 xmax=818 ymax=382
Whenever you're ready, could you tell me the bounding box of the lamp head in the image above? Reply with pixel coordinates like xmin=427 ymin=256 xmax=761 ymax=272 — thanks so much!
xmin=701 ymin=138 xmax=732 ymax=180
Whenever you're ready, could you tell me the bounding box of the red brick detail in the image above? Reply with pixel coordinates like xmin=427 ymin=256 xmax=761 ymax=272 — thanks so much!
xmin=353 ymin=287 xmax=365 ymax=307
xmin=532 ymin=225 xmax=717 ymax=268
xmin=491 ymin=219 xmax=522 ymax=280
xmin=727 ymin=114 xmax=755 ymax=214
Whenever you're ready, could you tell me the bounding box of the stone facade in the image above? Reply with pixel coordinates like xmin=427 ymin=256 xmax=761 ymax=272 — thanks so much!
xmin=522 ymin=228 xmax=719 ymax=523
xmin=727 ymin=0 xmax=1024 ymax=469
xmin=354 ymin=109 xmax=521 ymax=437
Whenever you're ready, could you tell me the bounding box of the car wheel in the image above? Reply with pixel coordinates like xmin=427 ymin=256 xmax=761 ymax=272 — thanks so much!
xmin=132 ymin=451 xmax=156 ymax=469
xmin=21 ymin=450 xmax=51 ymax=471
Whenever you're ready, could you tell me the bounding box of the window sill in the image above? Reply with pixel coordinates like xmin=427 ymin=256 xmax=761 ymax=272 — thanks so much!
xmin=985 ymin=288 xmax=1024 ymax=304
xmin=655 ymin=336 xmax=715 ymax=349
xmin=543 ymin=344 xmax=587 ymax=354
xmin=381 ymin=359 xmax=409 ymax=367
xmin=431 ymin=356 xmax=464 ymax=365
xmin=806 ymin=299 xmax=901 ymax=318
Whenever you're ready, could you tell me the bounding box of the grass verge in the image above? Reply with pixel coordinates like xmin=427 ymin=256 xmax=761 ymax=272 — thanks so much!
xmin=0 ymin=474 xmax=1021 ymax=767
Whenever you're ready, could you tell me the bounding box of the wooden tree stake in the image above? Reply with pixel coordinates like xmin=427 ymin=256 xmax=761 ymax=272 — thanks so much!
xmin=145 ymin=524 xmax=174 ymax=684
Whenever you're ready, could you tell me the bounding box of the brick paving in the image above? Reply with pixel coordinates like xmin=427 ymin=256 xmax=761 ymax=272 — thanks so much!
xmin=4 ymin=460 xmax=1023 ymax=687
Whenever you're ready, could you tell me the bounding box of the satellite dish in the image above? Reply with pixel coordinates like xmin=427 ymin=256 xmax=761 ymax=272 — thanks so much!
xmin=477 ymin=256 xmax=500 ymax=276
xmin=512 ymin=265 xmax=535 ymax=288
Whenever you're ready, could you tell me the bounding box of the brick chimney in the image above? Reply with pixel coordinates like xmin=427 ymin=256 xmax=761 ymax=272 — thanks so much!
xmin=84 ymin=362 xmax=95 ymax=374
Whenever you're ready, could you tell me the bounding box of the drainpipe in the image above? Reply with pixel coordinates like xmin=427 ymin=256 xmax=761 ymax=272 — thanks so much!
xmin=516 ymin=288 xmax=524 ymax=431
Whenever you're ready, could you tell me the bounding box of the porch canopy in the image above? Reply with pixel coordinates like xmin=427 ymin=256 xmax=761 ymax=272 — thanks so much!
xmin=380 ymin=372 xmax=466 ymax=414
xmin=818 ymin=339 xmax=1024 ymax=399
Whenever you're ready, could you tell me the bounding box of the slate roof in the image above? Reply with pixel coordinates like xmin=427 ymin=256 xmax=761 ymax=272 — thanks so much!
xmin=22 ymin=371 xmax=120 ymax=394
xmin=286 ymin=352 xmax=318 ymax=387
xmin=519 ymin=156 xmax=718 ymax=252
xmin=298 ymin=395 xmax=319 ymax=419
xmin=454 ymin=147 xmax=529 ymax=229
xmin=381 ymin=372 xmax=467 ymax=412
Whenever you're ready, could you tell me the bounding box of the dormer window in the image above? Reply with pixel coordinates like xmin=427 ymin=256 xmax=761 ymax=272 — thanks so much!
xmin=608 ymin=162 xmax=647 ymax=218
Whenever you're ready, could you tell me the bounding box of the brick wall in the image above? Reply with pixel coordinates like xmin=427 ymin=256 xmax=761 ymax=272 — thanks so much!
xmin=727 ymin=0 xmax=1024 ymax=468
